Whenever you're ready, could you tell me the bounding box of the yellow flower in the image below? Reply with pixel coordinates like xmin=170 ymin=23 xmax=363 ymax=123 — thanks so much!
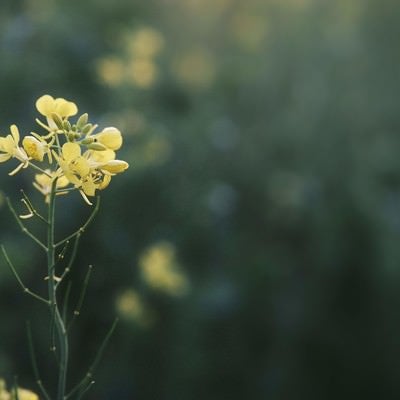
xmin=36 ymin=94 xmax=78 ymax=119
xmin=95 ymin=127 xmax=123 ymax=150
xmin=55 ymin=143 xmax=125 ymax=203
xmin=56 ymin=142 xmax=90 ymax=186
xmin=0 ymin=125 xmax=29 ymax=175
xmin=139 ymin=242 xmax=189 ymax=296
xmin=33 ymin=170 xmax=69 ymax=203
xmin=80 ymin=174 xmax=97 ymax=196
xmin=86 ymin=148 xmax=115 ymax=164
xmin=0 ymin=380 xmax=38 ymax=400
xmin=0 ymin=125 xmax=26 ymax=161
xmin=22 ymin=135 xmax=47 ymax=161
xmin=0 ymin=379 xmax=9 ymax=400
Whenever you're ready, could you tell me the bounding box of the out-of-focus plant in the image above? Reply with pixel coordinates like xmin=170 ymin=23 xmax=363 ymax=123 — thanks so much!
xmin=96 ymin=26 xmax=164 ymax=89
xmin=139 ymin=241 xmax=189 ymax=297
xmin=0 ymin=378 xmax=38 ymax=400
xmin=0 ymin=95 xmax=129 ymax=400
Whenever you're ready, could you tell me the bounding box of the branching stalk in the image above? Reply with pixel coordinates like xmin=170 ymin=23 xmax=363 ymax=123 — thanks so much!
xmin=1 ymin=245 xmax=49 ymax=305
xmin=68 ymin=265 xmax=93 ymax=331
xmin=6 ymin=198 xmax=47 ymax=251
xmin=55 ymin=197 xmax=100 ymax=248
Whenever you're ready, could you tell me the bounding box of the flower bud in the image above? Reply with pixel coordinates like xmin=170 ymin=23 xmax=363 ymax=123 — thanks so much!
xmin=82 ymin=124 xmax=93 ymax=134
xmin=81 ymin=137 xmax=95 ymax=145
xmin=63 ymin=120 xmax=72 ymax=131
xmin=87 ymin=142 xmax=107 ymax=151
xmin=77 ymin=113 xmax=88 ymax=128
xmin=101 ymin=160 xmax=129 ymax=173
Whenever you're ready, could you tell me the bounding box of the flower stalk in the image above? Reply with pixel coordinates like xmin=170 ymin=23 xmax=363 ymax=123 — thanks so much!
xmin=0 ymin=94 xmax=128 ymax=399
xmin=47 ymin=179 xmax=69 ymax=400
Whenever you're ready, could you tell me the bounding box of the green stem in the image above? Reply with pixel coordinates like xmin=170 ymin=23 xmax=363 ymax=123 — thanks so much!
xmin=28 ymin=162 xmax=53 ymax=177
xmin=48 ymin=179 xmax=68 ymax=400
xmin=6 ymin=198 xmax=47 ymax=251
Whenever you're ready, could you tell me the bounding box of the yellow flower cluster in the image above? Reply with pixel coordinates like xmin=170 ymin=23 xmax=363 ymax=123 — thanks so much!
xmin=139 ymin=241 xmax=189 ymax=296
xmin=0 ymin=379 xmax=38 ymax=400
xmin=0 ymin=95 xmax=129 ymax=204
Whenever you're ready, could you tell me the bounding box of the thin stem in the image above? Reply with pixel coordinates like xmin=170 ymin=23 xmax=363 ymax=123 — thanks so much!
xmin=56 ymin=234 xmax=80 ymax=288
xmin=55 ymin=187 xmax=78 ymax=194
xmin=20 ymin=190 xmax=48 ymax=224
xmin=35 ymin=118 xmax=52 ymax=132
xmin=68 ymin=265 xmax=93 ymax=331
xmin=6 ymin=198 xmax=47 ymax=251
xmin=47 ymin=179 xmax=69 ymax=400
xmin=55 ymin=196 xmax=100 ymax=248
xmin=26 ymin=321 xmax=51 ymax=400
xmin=1 ymin=245 xmax=49 ymax=305
xmin=62 ymin=281 xmax=72 ymax=323
xmin=76 ymin=380 xmax=95 ymax=400
xmin=13 ymin=376 xmax=19 ymax=400
xmin=28 ymin=162 xmax=53 ymax=177
xmin=58 ymin=240 xmax=70 ymax=262
xmin=66 ymin=318 xmax=118 ymax=399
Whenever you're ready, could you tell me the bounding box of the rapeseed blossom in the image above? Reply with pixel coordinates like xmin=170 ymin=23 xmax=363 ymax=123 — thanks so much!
xmin=0 ymin=125 xmax=29 ymax=175
xmin=0 ymin=95 xmax=129 ymax=204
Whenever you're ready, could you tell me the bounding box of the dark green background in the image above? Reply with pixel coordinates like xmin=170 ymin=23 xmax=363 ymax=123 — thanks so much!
xmin=1 ymin=0 xmax=400 ymax=399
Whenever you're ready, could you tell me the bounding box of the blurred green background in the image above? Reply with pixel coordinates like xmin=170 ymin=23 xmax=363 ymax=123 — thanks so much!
xmin=1 ymin=0 xmax=400 ymax=398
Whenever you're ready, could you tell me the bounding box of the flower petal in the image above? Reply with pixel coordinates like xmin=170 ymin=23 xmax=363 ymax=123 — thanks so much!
xmin=0 ymin=153 xmax=11 ymax=162
xmin=62 ymin=142 xmax=81 ymax=161
xmin=10 ymin=125 xmax=20 ymax=143
xmin=96 ymin=127 xmax=123 ymax=150
xmin=36 ymin=95 xmax=55 ymax=116
xmin=55 ymin=99 xmax=78 ymax=117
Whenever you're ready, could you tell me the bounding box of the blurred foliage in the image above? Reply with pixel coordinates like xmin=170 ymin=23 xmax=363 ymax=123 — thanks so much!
xmin=1 ymin=0 xmax=400 ymax=399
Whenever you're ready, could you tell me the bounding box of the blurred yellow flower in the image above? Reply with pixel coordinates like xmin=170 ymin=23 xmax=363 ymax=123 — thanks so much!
xmin=116 ymin=289 xmax=145 ymax=322
xmin=96 ymin=57 xmax=125 ymax=87
xmin=0 ymin=379 xmax=38 ymax=400
xmin=172 ymin=49 xmax=216 ymax=88
xmin=139 ymin=241 xmax=189 ymax=297
xmin=128 ymin=59 xmax=158 ymax=88
xmin=126 ymin=27 xmax=164 ymax=58
xmin=0 ymin=379 xmax=9 ymax=400
xmin=230 ymin=13 xmax=268 ymax=51
xmin=11 ymin=388 xmax=38 ymax=400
